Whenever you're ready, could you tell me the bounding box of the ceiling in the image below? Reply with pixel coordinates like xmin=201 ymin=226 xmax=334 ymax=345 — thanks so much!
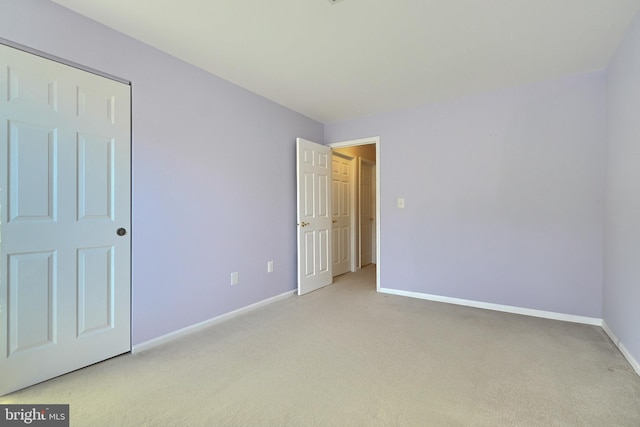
xmin=51 ymin=0 xmax=640 ymax=123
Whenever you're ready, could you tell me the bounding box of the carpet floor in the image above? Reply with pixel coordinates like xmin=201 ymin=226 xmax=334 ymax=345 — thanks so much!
xmin=2 ymin=265 xmax=639 ymax=426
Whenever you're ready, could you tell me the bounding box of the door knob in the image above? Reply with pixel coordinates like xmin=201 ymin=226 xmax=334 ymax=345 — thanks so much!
xmin=117 ymin=227 xmax=127 ymax=236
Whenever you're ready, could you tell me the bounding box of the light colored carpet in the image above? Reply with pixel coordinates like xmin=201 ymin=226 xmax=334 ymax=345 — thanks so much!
xmin=2 ymin=265 xmax=639 ymax=426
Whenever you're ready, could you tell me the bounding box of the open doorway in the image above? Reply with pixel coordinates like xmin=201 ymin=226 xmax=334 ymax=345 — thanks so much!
xmin=328 ymin=137 xmax=380 ymax=291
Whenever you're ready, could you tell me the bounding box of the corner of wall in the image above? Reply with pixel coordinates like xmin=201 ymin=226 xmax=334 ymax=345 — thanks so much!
xmin=602 ymin=321 xmax=640 ymax=376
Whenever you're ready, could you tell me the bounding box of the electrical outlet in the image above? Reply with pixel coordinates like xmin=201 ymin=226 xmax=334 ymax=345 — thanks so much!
xmin=267 ymin=261 xmax=274 ymax=273
xmin=231 ymin=272 xmax=239 ymax=285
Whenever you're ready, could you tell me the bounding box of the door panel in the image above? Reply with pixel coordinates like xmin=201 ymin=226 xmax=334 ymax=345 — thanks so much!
xmin=0 ymin=43 xmax=131 ymax=396
xmin=9 ymin=121 xmax=58 ymax=222
xmin=8 ymin=251 xmax=56 ymax=356
xmin=296 ymin=138 xmax=332 ymax=295
xmin=77 ymin=246 xmax=115 ymax=336
xmin=77 ymin=135 xmax=115 ymax=220
xmin=318 ymin=229 xmax=329 ymax=273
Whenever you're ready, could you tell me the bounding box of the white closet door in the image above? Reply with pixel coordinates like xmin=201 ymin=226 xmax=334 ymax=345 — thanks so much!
xmin=0 ymin=43 xmax=131 ymax=395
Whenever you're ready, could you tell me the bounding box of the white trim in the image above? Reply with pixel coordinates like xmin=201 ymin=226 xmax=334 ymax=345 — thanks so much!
xmin=603 ymin=321 xmax=640 ymax=376
xmin=359 ymin=158 xmax=376 ymax=269
xmin=378 ymin=287 xmax=640 ymax=376
xmin=379 ymin=287 xmax=603 ymax=325
xmin=132 ymin=290 xmax=295 ymax=353
xmin=619 ymin=342 xmax=640 ymax=376
xmin=349 ymin=156 xmax=358 ymax=273
xmin=328 ymin=137 xmax=380 ymax=292
xmin=329 ymin=136 xmax=379 ymax=149
xmin=0 ymin=37 xmax=130 ymax=85
xmin=357 ymin=156 xmax=363 ymax=269
xmin=602 ymin=321 xmax=618 ymax=344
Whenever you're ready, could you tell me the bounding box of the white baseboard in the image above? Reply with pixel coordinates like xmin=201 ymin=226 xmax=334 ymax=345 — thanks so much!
xmin=619 ymin=343 xmax=640 ymax=376
xmin=602 ymin=321 xmax=640 ymax=376
xmin=379 ymin=287 xmax=603 ymax=326
xmin=132 ymin=290 xmax=296 ymax=354
xmin=602 ymin=321 xmax=618 ymax=345
xmin=380 ymin=288 xmax=640 ymax=376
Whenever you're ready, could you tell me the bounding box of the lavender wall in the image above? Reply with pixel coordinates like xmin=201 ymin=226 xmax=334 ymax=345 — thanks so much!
xmin=604 ymin=12 xmax=640 ymax=368
xmin=0 ymin=0 xmax=624 ymax=351
xmin=0 ymin=0 xmax=323 ymax=345
xmin=326 ymin=73 xmax=606 ymax=318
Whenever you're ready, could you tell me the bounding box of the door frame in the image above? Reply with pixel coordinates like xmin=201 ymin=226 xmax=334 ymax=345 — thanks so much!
xmin=0 ymin=37 xmax=129 ymax=84
xmin=331 ymin=151 xmax=358 ymax=275
xmin=359 ymin=158 xmax=376 ymax=269
xmin=328 ymin=137 xmax=381 ymax=292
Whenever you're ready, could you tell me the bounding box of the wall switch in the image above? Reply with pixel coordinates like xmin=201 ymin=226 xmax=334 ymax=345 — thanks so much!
xmin=397 ymin=198 xmax=405 ymax=209
xmin=231 ymin=272 xmax=239 ymax=285
xmin=267 ymin=261 xmax=274 ymax=273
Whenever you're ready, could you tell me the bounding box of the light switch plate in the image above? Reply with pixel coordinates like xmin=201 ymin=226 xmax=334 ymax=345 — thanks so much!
xmin=397 ymin=198 xmax=405 ymax=208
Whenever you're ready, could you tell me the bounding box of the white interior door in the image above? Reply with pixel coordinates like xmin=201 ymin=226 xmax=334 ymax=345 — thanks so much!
xmin=331 ymin=153 xmax=352 ymax=277
xmin=296 ymin=138 xmax=332 ymax=295
xmin=0 ymin=44 xmax=131 ymax=395
xmin=360 ymin=160 xmax=374 ymax=266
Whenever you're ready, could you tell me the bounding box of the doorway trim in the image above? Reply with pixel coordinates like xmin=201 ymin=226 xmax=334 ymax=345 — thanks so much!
xmin=359 ymin=157 xmax=376 ymax=269
xmin=328 ymin=137 xmax=381 ymax=292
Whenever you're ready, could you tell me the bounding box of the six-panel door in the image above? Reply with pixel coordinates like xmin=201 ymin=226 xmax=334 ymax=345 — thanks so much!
xmin=0 ymin=44 xmax=131 ymax=395
xmin=296 ymin=138 xmax=332 ymax=295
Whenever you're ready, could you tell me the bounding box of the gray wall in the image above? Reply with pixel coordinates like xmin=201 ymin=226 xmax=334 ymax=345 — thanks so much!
xmin=604 ymin=11 xmax=640 ymax=369
xmin=326 ymin=72 xmax=607 ymax=318
xmin=0 ymin=0 xmax=323 ymax=345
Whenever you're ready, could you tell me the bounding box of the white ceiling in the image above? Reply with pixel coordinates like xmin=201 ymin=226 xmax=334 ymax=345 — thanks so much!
xmin=51 ymin=0 xmax=640 ymax=123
